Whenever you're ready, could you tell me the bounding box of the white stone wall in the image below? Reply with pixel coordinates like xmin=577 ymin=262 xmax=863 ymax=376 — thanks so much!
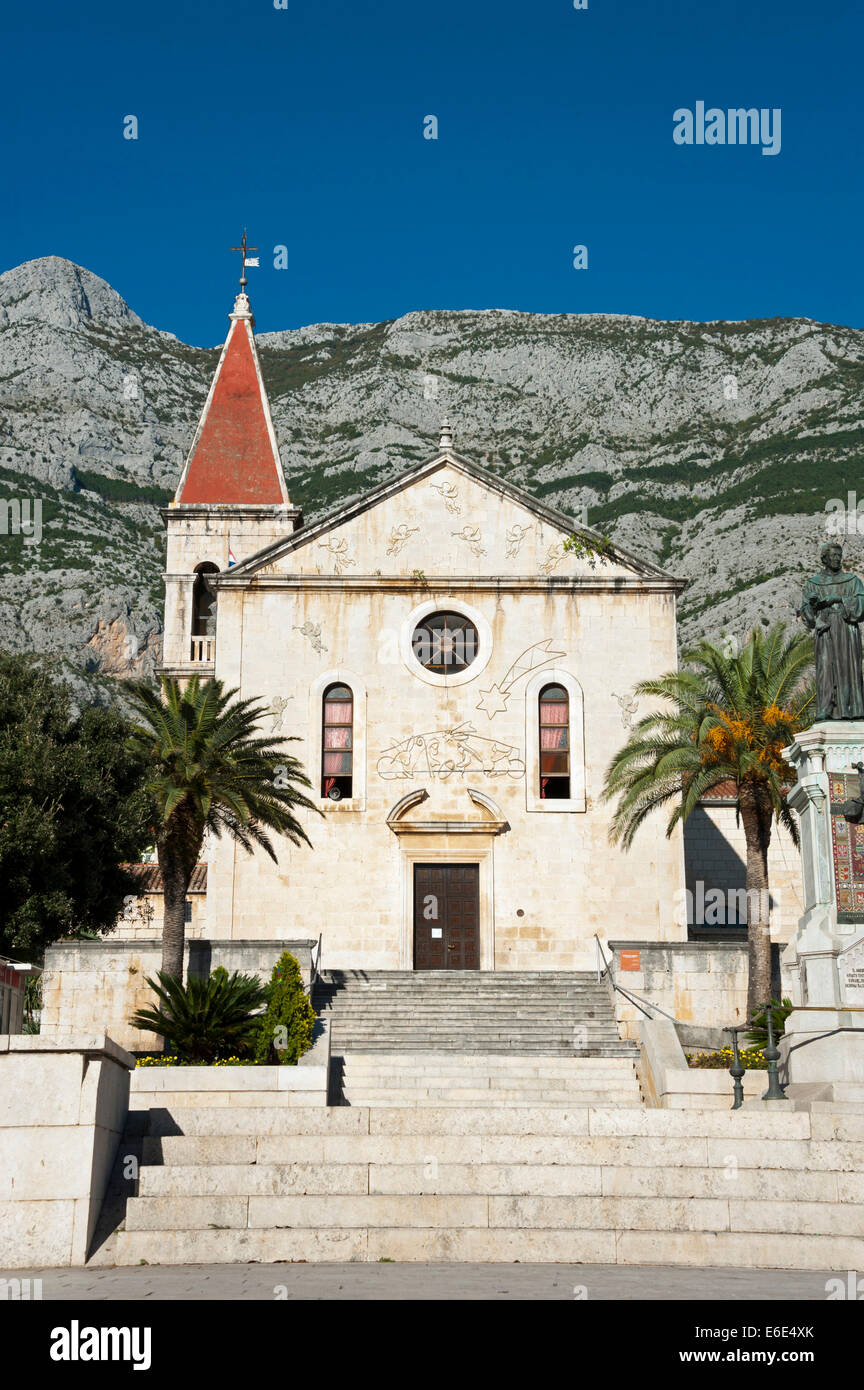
xmin=0 ymin=1035 xmax=133 ymax=1267
xmin=203 ymin=462 xmax=687 ymax=970
xmin=110 ymin=891 xmax=206 ymax=943
xmin=41 ymin=941 xmax=317 ymax=1053
xmin=610 ymin=942 xmax=753 ymax=1037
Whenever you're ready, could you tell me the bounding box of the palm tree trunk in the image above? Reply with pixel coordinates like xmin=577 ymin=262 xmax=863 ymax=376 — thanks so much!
xmin=158 ymin=849 xmax=192 ymax=981
xmin=739 ymin=785 xmax=774 ymax=1018
xmin=156 ymin=801 xmax=205 ymax=983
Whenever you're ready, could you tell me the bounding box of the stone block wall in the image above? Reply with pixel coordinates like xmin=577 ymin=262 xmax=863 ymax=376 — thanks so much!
xmin=608 ymin=940 xmax=752 ymax=1040
xmin=41 ymin=939 xmax=317 ymax=1053
xmin=0 ymin=1034 xmax=133 ymax=1267
xmin=110 ymin=891 xmax=207 ymax=942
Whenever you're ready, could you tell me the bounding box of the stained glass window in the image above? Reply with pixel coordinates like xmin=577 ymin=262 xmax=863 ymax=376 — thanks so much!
xmin=322 ymin=684 xmax=353 ymax=800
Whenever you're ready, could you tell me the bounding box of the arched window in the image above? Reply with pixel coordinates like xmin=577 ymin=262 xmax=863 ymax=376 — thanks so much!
xmin=322 ymin=684 xmax=353 ymax=800
xmin=192 ymin=563 xmax=219 ymax=637
xmin=539 ymin=684 xmax=570 ymax=800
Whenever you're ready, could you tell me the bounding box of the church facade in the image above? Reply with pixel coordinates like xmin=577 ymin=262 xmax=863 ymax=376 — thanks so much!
xmin=157 ymin=287 xmax=690 ymax=972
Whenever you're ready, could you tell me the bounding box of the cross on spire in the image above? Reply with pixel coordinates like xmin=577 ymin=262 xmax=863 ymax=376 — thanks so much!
xmin=230 ymin=230 xmax=259 ymax=292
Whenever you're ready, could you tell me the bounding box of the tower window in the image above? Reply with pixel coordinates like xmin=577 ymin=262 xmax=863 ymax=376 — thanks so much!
xmin=192 ymin=563 xmax=219 ymax=636
xmin=322 ymin=684 xmax=353 ymax=801
xmin=539 ymin=684 xmax=570 ymax=800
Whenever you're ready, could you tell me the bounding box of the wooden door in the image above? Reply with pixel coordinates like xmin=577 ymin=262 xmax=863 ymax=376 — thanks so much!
xmin=413 ymin=864 xmax=480 ymax=970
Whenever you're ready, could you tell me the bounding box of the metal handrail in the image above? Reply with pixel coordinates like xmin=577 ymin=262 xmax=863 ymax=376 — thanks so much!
xmin=594 ymin=934 xmax=682 ymax=1025
xmin=309 ymin=934 xmax=322 ymax=996
xmin=726 ymin=1007 xmax=787 ymax=1106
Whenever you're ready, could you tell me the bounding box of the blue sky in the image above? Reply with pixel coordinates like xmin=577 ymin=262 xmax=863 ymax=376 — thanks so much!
xmin=3 ymin=0 xmax=861 ymax=343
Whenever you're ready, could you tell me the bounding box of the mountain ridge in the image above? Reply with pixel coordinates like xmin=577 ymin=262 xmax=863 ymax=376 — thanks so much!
xmin=1 ymin=256 xmax=861 ymax=695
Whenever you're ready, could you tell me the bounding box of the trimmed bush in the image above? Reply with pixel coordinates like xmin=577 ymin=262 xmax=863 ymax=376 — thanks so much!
xmin=252 ymin=951 xmax=316 ymax=1065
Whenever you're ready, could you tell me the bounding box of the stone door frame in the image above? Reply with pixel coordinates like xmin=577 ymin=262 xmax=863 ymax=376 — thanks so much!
xmin=398 ymin=843 xmax=495 ymax=970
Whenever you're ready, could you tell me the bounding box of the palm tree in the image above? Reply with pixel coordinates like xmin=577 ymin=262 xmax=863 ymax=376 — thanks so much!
xmin=125 ymin=676 xmax=320 ymax=981
xmin=603 ymin=624 xmax=814 ymax=1015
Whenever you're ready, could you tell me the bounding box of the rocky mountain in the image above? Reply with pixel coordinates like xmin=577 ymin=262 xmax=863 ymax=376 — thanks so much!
xmin=1 ymin=255 xmax=862 ymax=697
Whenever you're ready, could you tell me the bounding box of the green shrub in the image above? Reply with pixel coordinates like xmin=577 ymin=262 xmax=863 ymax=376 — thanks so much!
xmin=252 ymin=951 xmax=316 ymax=1065
xmin=129 ymin=968 xmax=268 ymax=1063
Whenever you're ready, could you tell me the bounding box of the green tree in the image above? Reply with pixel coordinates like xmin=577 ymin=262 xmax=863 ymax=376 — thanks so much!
xmin=0 ymin=653 xmax=151 ymax=959
xmin=603 ymin=625 xmax=814 ymax=1014
xmin=252 ymin=951 xmax=316 ymax=1065
xmin=125 ymin=676 xmax=319 ymax=982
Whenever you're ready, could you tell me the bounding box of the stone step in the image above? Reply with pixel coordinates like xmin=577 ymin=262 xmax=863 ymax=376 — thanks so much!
xmin=319 ymin=974 xmax=605 ymax=980
xmin=136 ymin=1160 xmax=859 ymax=1203
xmin=331 ymin=1043 xmax=627 ymax=1051
xmin=335 ymin=1053 xmax=644 ymax=1106
xmin=322 ymin=1002 xmax=611 ymax=1009
xmin=329 ymin=1041 xmax=628 ymax=1051
xmin=338 ymin=1089 xmax=643 ymax=1106
xmin=320 ymin=996 xmax=618 ymax=1006
xmin=106 ymin=1226 xmax=864 ymax=1269
xmin=322 ymin=1011 xmax=619 ymax=1023
xmin=140 ymin=1104 xmax=824 ymax=1140
xmin=122 ymin=1188 xmax=864 ymax=1237
xmin=141 ymin=1128 xmax=864 ymax=1169
xmin=338 ymin=1067 xmax=640 ymax=1081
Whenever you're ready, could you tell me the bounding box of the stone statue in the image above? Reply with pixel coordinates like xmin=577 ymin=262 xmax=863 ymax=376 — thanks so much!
xmin=799 ymin=543 xmax=864 ymax=720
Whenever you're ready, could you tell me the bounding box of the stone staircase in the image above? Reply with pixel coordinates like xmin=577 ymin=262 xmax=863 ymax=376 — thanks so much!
xmin=333 ymin=1053 xmax=644 ymax=1107
xmin=96 ymin=1105 xmax=864 ymax=1269
xmin=316 ymin=970 xmax=635 ymax=1056
xmin=316 ymin=969 xmax=639 ymax=1106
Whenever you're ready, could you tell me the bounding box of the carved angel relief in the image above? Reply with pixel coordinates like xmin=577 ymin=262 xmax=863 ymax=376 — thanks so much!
xmin=505 ymin=523 xmax=531 ymax=558
xmin=431 ymin=481 xmax=461 ymax=515
xmin=451 ymin=524 xmax=486 ymax=557
xmin=612 ymin=690 xmax=639 ymax=730
xmin=539 ymin=542 xmax=567 ymax=575
xmin=295 ymin=622 xmax=328 ymax=654
xmin=318 ymin=538 xmax=356 ymax=574
xmin=386 ymin=524 xmax=420 ymax=557
xmin=269 ymin=695 xmax=294 ymax=732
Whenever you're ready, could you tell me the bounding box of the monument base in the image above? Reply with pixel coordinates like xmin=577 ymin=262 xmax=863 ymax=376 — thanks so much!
xmin=781 ymin=721 xmax=864 ymax=1092
xmin=780 ymin=1006 xmax=864 ymax=1090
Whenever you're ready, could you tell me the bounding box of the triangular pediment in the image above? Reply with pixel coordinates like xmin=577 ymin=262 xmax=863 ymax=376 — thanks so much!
xmin=226 ymin=451 xmax=679 ymax=584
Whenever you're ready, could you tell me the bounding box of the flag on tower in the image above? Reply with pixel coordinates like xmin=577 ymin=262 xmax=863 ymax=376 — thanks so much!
xmin=228 ymin=547 xmax=237 ymax=567
xmin=244 ymin=257 xmax=259 ymax=268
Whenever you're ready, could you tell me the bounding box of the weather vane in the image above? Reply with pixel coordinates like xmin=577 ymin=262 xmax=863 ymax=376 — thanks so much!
xmin=230 ymin=229 xmax=259 ymax=292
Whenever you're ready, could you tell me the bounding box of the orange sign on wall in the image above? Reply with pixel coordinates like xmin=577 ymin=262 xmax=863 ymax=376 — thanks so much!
xmin=619 ymin=950 xmax=641 ymax=972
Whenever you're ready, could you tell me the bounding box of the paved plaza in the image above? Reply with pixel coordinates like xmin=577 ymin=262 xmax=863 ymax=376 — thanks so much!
xmin=7 ymin=1263 xmax=840 ymax=1301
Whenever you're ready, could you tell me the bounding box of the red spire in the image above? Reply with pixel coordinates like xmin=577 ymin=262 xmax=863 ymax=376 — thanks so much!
xmin=174 ymin=293 xmax=289 ymax=506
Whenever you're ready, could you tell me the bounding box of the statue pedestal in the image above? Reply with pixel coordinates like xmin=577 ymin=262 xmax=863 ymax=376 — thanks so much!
xmin=780 ymin=722 xmax=864 ymax=1099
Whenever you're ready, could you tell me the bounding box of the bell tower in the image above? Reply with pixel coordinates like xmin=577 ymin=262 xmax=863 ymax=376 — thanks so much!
xmin=159 ymin=275 xmax=301 ymax=678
